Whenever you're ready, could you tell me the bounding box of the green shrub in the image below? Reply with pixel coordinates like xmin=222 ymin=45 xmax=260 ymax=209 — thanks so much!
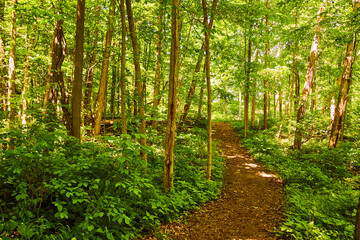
xmin=0 ymin=122 xmax=225 ymax=239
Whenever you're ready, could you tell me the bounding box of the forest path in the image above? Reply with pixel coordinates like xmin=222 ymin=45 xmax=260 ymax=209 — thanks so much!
xmin=149 ymin=122 xmax=285 ymax=239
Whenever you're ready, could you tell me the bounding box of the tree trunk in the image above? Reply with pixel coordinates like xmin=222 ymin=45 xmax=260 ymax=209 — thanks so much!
xmin=126 ymin=0 xmax=147 ymax=164
xmin=244 ymin=35 xmax=251 ymax=136
xmin=120 ymin=0 xmax=127 ymax=134
xmin=71 ymin=0 xmax=86 ymax=140
xmin=20 ymin=26 xmax=35 ymax=124
xmin=294 ymin=5 xmax=325 ymax=150
xmin=94 ymin=0 xmax=115 ymax=135
xmin=45 ymin=17 xmax=67 ymax=127
xmin=354 ymin=195 xmax=360 ymax=240
xmin=238 ymin=87 xmax=242 ymax=120
xmin=202 ymin=0 xmax=212 ymax=180
xmin=250 ymin=49 xmax=259 ymax=129
xmin=163 ymin=0 xmax=180 ymax=192
xmin=263 ymin=0 xmax=269 ymax=129
xmin=288 ymin=10 xmax=297 ymax=135
xmin=329 ymin=1 xmax=359 ymax=149
xmin=8 ymin=0 xmax=17 ymax=122
xmin=152 ymin=0 xmax=163 ymax=128
xmin=110 ymin=66 xmax=117 ymax=119
xmin=0 ymin=0 xmax=7 ymax=115
xmin=83 ymin=4 xmax=100 ymax=125
xmin=197 ymin=85 xmax=204 ymax=118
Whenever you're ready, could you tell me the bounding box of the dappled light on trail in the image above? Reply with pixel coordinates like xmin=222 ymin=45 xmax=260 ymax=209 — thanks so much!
xmin=158 ymin=122 xmax=285 ymax=240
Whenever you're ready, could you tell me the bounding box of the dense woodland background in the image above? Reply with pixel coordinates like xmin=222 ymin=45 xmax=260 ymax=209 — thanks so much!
xmin=1 ymin=0 xmax=360 ymax=239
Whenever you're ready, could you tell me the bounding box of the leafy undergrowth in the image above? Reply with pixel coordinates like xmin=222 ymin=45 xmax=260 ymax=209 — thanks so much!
xmin=0 ymin=121 xmax=224 ymax=240
xmin=232 ymin=120 xmax=359 ymax=240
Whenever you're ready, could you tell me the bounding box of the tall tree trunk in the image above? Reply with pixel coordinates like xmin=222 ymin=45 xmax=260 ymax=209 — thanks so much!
xmin=238 ymin=87 xmax=242 ymax=120
xmin=202 ymin=0 xmax=213 ymax=180
xmin=197 ymin=85 xmax=204 ymax=118
xmin=120 ymin=0 xmax=127 ymax=134
xmin=45 ymin=17 xmax=69 ymax=131
xmin=94 ymin=0 xmax=115 ymax=135
xmin=293 ymin=5 xmax=325 ymax=150
xmin=20 ymin=26 xmax=35 ymax=124
xmin=84 ymin=4 xmax=100 ymax=125
xmin=0 ymin=0 xmax=7 ymax=115
xmin=288 ymin=10 xmax=297 ymax=135
xmin=163 ymin=0 xmax=180 ymax=192
xmin=250 ymin=49 xmax=259 ymax=129
xmin=152 ymin=0 xmax=163 ymax=128
xmin=263 ymin=0 xmax=269 ymax=129
xmin=329 ymin=0 xmax=359 ymax=148
xmin=250 ymin=82 xmax=256 ymax=129
xmin=71 ymin=0 xmax=86 ymax=140
xmin=8 ymin=0 xmax=17 ymax=121
xmin=126 ymin=0 xmax=147 ymax=164
xmin=354 ymin=195 xmax=360 ymax=240
xmin=110 ymin=66 xmax=117 ymax=119
xmin=244 ymin=35 xmax=251 ymax=137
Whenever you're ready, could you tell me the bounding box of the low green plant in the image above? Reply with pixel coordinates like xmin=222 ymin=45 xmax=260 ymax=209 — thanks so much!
xmin=0 ymin=121 xmax=224 ymax=239
xmin=232 ymin=120 xmax=359 ymax=240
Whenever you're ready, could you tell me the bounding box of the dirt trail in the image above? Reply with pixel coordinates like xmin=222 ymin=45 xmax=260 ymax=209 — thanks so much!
xmin=151 ymin=122 xmax=285 ymax=239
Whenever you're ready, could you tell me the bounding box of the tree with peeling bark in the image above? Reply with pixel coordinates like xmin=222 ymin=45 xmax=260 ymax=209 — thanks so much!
xmin=328 ymin=0 xmax=360 ymax=149
xmin=293 ymin=4 xmax=325 ymax=150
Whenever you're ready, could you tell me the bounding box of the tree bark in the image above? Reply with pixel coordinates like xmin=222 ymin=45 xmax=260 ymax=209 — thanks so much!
xmin=244 ymin=35 xmax=251 ymax=137
xmin=94 ymin=0 xmax=115 ymax=135
xmin=20 ymin=26 xmax=35 ymax=124
xmin=8 ymin=0 xmax=17 ymax=122
xmin=126 ymin=0 xmax=147 ymax=164
xmin=202 ymin=0 xmax=212 ymax=180
xmin=152 ymin=0 xmax=163 ymax=128
xmin=163 ymin=0 xmax=180 ymax=192
xmin=329 ymin=0 xmax=359 ymax=148
xmin=250 ymin=49 xmax=259 ymax=129
xmin=0 ymin=0 xmax=6 ymax=115
xmin=71 ymin=0 xmax=86 ymax=140
xmin=293 ymin=5 xmax=325 ymax=150
xmin=120 ymin=0 xmax=127 ymax=134
xmin=263 ymin=0 xmax=269 ymax=129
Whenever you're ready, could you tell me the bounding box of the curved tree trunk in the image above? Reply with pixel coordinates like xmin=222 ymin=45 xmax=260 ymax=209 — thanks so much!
xmin=293 ymin=5 xmax=325 ymax=150
xmin=329 ymin=0 xmax=359 ymax=148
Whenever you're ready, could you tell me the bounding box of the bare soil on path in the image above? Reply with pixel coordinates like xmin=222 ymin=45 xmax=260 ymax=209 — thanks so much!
xmin=148 ymin=122 xmax=285 ymax=240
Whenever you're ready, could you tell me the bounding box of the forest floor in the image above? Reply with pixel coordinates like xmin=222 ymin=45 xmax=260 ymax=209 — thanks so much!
xmin=145 ymin=122 xmax=285 ymax=240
